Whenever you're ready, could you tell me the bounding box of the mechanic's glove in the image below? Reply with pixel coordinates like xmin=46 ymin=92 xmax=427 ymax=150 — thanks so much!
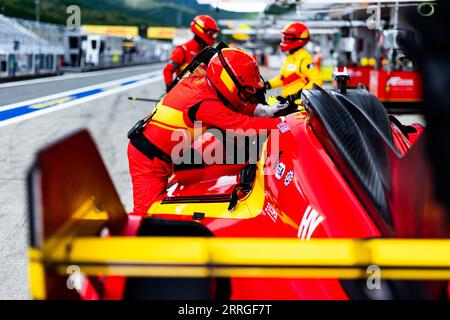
xmin=254 ymin=102 xmax=289 ymax=118
xmin=276 ymin=96 xmax=287 ymax=103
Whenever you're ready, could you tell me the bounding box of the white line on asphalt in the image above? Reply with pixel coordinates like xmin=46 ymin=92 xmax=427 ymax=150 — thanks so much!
xmin=0 ymin=64 xmax=163 ymax=89
xmin=0 ymin=70 xmax=162 ymax=111
xmin=0 ymin=74 xmax=163 ymax=128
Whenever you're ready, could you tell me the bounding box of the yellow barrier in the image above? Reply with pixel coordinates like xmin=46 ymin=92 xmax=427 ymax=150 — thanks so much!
xmin=30 ymin=238 xmax=450 ymax=280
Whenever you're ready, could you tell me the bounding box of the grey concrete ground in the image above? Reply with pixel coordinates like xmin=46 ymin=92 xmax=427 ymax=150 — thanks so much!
xmin=0 ymin=66 xmax=166 ymax=299
xmin=0 ymin=66 xmax=424 ymax=300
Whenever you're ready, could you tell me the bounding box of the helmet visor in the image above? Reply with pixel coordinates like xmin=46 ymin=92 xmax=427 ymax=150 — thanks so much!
xmin=195 ymin=20 xmax=219 ymax=39
xmin=282 ymin=33 xmax=309 ymax=43
xmin=282 ymin=34 xmax=297 ymax=43
xmin=238 ymin=85 xmax=258 ymax=102
xmin=217 ymin=51 xmax=262 ymax=104
xmin=206 ymin=29 xmax=219 ymax=39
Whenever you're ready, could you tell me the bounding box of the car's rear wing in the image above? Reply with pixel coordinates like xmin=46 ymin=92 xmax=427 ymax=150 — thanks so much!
xmin=28 ymin=130 xmax=128 ymax=248
xmin=27 ymin=130 xmax=128 ymax=299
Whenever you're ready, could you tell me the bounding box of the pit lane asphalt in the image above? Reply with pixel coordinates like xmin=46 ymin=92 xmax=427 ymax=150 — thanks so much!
xmin=0 ymin=64 xmax=165 ymax=106
xmin=0 ymin=66 xmax=425 ymax=300
xmin=0 ymin=64 xmax=167 ymax=300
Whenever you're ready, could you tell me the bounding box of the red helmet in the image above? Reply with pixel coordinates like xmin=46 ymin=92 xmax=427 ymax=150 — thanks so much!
xmin=207 ymin=48 xmax=264 ymax=114
xmin=280 ymin=22 xmax=310 ymax=52
xmin=191 ymin=15 xmax=220 ymax=46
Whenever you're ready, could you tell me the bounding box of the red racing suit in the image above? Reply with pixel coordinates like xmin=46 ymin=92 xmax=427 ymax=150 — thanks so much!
xmin=163 ymin=38 xmax=205 ymax=87
xmin=128 ymin=74 xmax=283 ymax=216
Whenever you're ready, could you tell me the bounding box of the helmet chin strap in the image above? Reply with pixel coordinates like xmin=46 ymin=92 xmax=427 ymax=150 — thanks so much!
xmin=289 ymin=46 xmax=304 ymax=54
xmin=194 ymin=35 xmax=208 ymax=48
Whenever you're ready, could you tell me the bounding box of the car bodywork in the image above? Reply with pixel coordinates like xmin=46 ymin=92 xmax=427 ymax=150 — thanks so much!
xmin=27 ymin=85 xmax=449 ymax=300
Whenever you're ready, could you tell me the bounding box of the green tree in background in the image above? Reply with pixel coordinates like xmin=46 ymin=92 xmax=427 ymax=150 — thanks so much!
xmin=0 ymin=0 xmax=255 ymax=26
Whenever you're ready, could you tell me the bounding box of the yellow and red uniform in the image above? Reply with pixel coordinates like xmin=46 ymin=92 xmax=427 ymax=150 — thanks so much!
xmin=314 ymin=52 xmax=323 ymax=70
xmin=163 ymin=15 xmax=219 ymax=87
xmin=268 ymin=47 xmax=322 ymax=98
xmin=163 ymin=38 xmax=204 ymax=87
xmin=128 ymin=74 xmax=283 ymax=215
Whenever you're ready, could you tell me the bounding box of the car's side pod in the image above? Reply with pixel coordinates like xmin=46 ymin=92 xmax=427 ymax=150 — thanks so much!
xmin=302 ymin=85 xmax=448 ymax=239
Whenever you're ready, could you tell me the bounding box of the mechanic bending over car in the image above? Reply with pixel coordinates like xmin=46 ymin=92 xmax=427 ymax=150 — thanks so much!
xmin=128 ymin=48 xmax=289 ymax=216
xmin=163 ymin=15 xmax=220 ymax=90
xmin=265 ymin=22 xmax=323 ymax=101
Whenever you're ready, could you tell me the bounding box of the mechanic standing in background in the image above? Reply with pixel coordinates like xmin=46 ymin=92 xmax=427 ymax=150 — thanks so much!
xmin=313 ymin=45 xmax=323 ymax=71
xmin=129 ymin=48 xmax=289 ymax=216
xmin=163 ymin=15 xmax=220 ymax=89
xmin=266 ymin=22 xmax=322 ymax=100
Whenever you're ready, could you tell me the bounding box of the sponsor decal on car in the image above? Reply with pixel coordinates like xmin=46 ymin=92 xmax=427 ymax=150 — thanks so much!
xmin=277 ymin=121 xmax=290 ymax=134
xmin=298 ymin=205 xmax=324 ymax=240
xmin=275 ymin=163 xmax=286 ymax=180
xmin=264 ymin=202 xmax=278 ymax=222
xmin=284 ymin=170 xmax=294 ymax=186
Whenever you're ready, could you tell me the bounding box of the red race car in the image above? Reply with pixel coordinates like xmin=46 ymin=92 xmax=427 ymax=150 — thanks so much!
xmin=27 ymin=77 xmax=448 ymax=300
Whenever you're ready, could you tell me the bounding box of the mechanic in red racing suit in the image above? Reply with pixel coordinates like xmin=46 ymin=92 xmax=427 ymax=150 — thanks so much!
xmin=163 ymin=15 xmax=220 ymax=89
xmin=128 ymin=48 xmax=289 ymax=216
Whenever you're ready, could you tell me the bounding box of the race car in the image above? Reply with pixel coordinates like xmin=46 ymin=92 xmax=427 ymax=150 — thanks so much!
xmin=27 ymin=68 xmax=449 ymax=300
